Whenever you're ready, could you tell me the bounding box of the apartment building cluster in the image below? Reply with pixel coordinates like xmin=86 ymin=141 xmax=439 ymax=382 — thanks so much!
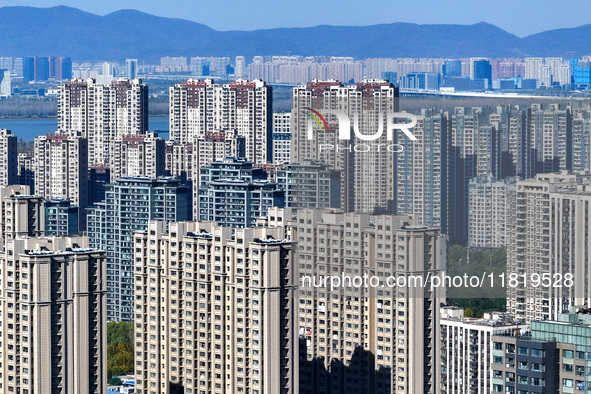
xmin=3 ymin=69 xmax=591 ymax=394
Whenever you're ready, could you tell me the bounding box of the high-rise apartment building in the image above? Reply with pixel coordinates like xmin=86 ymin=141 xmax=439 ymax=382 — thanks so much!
xmin=0 ymin=185 xmax=44 ymax=244
xmin=0 ymin=129 xmax=18 ymax=186
xmin=111 ymin=132 xmax=166 ymax=181
xmin=273 ymin=112 xmax=292 ymax=164
xmin=291 ymin=79 xmax=400 ymax=213
xmin=0 ymin=235 xmax=107 ymax=393
xmin=490 ymin=105 xmax=529 ymax=179
xmin=134 ymin=220 xmax=297 ymax=394
xmin=197 ymin=158 xmax=284 ymax=227
xmin=446 ymin=107 xmax=490 ymax=244
xmin=57 ymin=78 xmax=149 ymax=165
xmin=45 ymin=198 xmax=79 ymax=236
xmin=33 ymin=133 xmax=88 ymax=229
xmin=87 ymin=177 xmax=191 ymax=321
xmin=275 ymin=160 xmax=341 ymax=211
xmin=572 ymin=103 xmax=591 ymax=174
xmin=235 ymin=55 xmax=246 ymax=78
xmin=507 ymin=172 xmax=591 ymax=322
xmin=18 ymin=152 xmax=35 ymax=192
xmin=528 ymin=103 xmax=571 ymax=174
xmin=169 ymin=79 xmax=271 ymax=163
xmin=295 ymin=209 xmax=446 ymax=393
xmin=165 ymin=141 xmax=194 ymax=182
xmin=439 ymin=307 xmax=526 ymax=394
xmin=193 ymin=130 xmax=246 ymax=169
xmin=468 ymin=176 xmax=516 ymax=249
xmin=396 ymin=108 xmax=447 ymax=230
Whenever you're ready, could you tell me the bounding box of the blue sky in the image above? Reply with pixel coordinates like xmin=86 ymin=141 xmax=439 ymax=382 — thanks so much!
xmin=4 ymin=0 xmax=591 ymax=36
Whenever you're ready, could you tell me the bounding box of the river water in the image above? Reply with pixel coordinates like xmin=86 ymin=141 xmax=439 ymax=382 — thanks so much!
xmin=0 ymin=118 xmax=170 ymax=141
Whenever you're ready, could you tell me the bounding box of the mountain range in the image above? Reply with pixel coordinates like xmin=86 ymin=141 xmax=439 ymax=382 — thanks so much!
xmin=0 ymin=6 xmax=589 ymax=61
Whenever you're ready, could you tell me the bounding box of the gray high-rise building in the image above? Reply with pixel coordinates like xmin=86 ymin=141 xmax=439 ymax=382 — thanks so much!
xmin=45 ymin=198 xmax=79 ymax=236
xmin=126 ymin=59 xmax=137 ymax=80
xmin=87 ymin=177 xmax=191 ymax=321
xmin=0 ymin=129 xmax=18 ymax=187
xmin=197 ymin=158 xmax=284 ymax=227
xmin=396 ymin=108 xmax=447 ymax=230
xmin=443 ymin=59 xmax=462 ymax=77
xmin=470 ymin=58 xmax=492 ymax=83
xmin=275 ymin=159 xmax=341 ymax=212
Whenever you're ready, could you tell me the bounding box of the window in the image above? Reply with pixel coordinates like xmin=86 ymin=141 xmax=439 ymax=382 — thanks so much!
xmin=531 ymin=348 xmax=545 ymax=357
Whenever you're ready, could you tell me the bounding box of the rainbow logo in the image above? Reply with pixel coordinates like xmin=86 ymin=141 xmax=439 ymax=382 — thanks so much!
xmin=305 ymin=108 xmax=328 ymax=131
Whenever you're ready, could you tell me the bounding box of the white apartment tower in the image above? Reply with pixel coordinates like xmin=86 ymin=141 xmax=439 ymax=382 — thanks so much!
xmin=0 ymin=129 xmax=18 ymax=186
xmin=111 ymin=132 xmax=166 ymax=181
xmin=295 ymin=209 xmax=446 ymax=394
xmin=0 ymin=236 xmax=107 ymax=393
xmin=134 ymin=220 xmax=297 ymax=394
xmin=291 ymin=79 xmax=400 ymax=213
xmin=169 ymin=79 xmax=271 ymax=163
xmin=33 ymin=133 xmax=88 ymax=229
xmin=235 ymin=56 xmax=246 ymax=78
xmin=439 ymin=307 xmax=527 ymax=394
xmin=273 ymin=112 xmax=292 ymax=164
xmin=57 ymin=78 xmax=148 ymax=165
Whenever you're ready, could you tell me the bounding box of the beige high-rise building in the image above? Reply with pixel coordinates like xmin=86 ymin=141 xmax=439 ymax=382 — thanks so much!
xmin=507 ymin=172 xmax=591 ymax=322
xmin=57 ymin=78 xmax=148 ymax=165
xmin=33 ymin=133 xmax=88 ymax=229
xmin=134 ymin=220 xmax=297 ymax=394
xmin=169 ymin=79 xmax=271 ymax=163
xmin=0 ymin=235 xmax=107 ymax=393
xmin=111 ymin=132 xmax=166 ymax=181
xmin=294 ymin=209 xmax=446 ymax=394
xmin=0 ymin=185 xmax=44 ymax=245
xmin=0 ymin=128 xmax=18 ymax=187
xmin=291 ymin=79 xmax=400 ymax=213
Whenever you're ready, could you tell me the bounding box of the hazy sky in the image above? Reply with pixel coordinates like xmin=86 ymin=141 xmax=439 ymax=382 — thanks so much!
xmin=4 ymin=0 xmax=591 ymax=36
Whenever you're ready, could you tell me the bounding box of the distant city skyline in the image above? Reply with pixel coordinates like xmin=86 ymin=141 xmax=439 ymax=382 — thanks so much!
xmin=3 ymin=0 xmax=591 ymax=37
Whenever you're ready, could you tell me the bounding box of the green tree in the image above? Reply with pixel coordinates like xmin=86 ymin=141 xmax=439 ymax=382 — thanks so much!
xmin=107 ymin=321 xmax=134 ymax=380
